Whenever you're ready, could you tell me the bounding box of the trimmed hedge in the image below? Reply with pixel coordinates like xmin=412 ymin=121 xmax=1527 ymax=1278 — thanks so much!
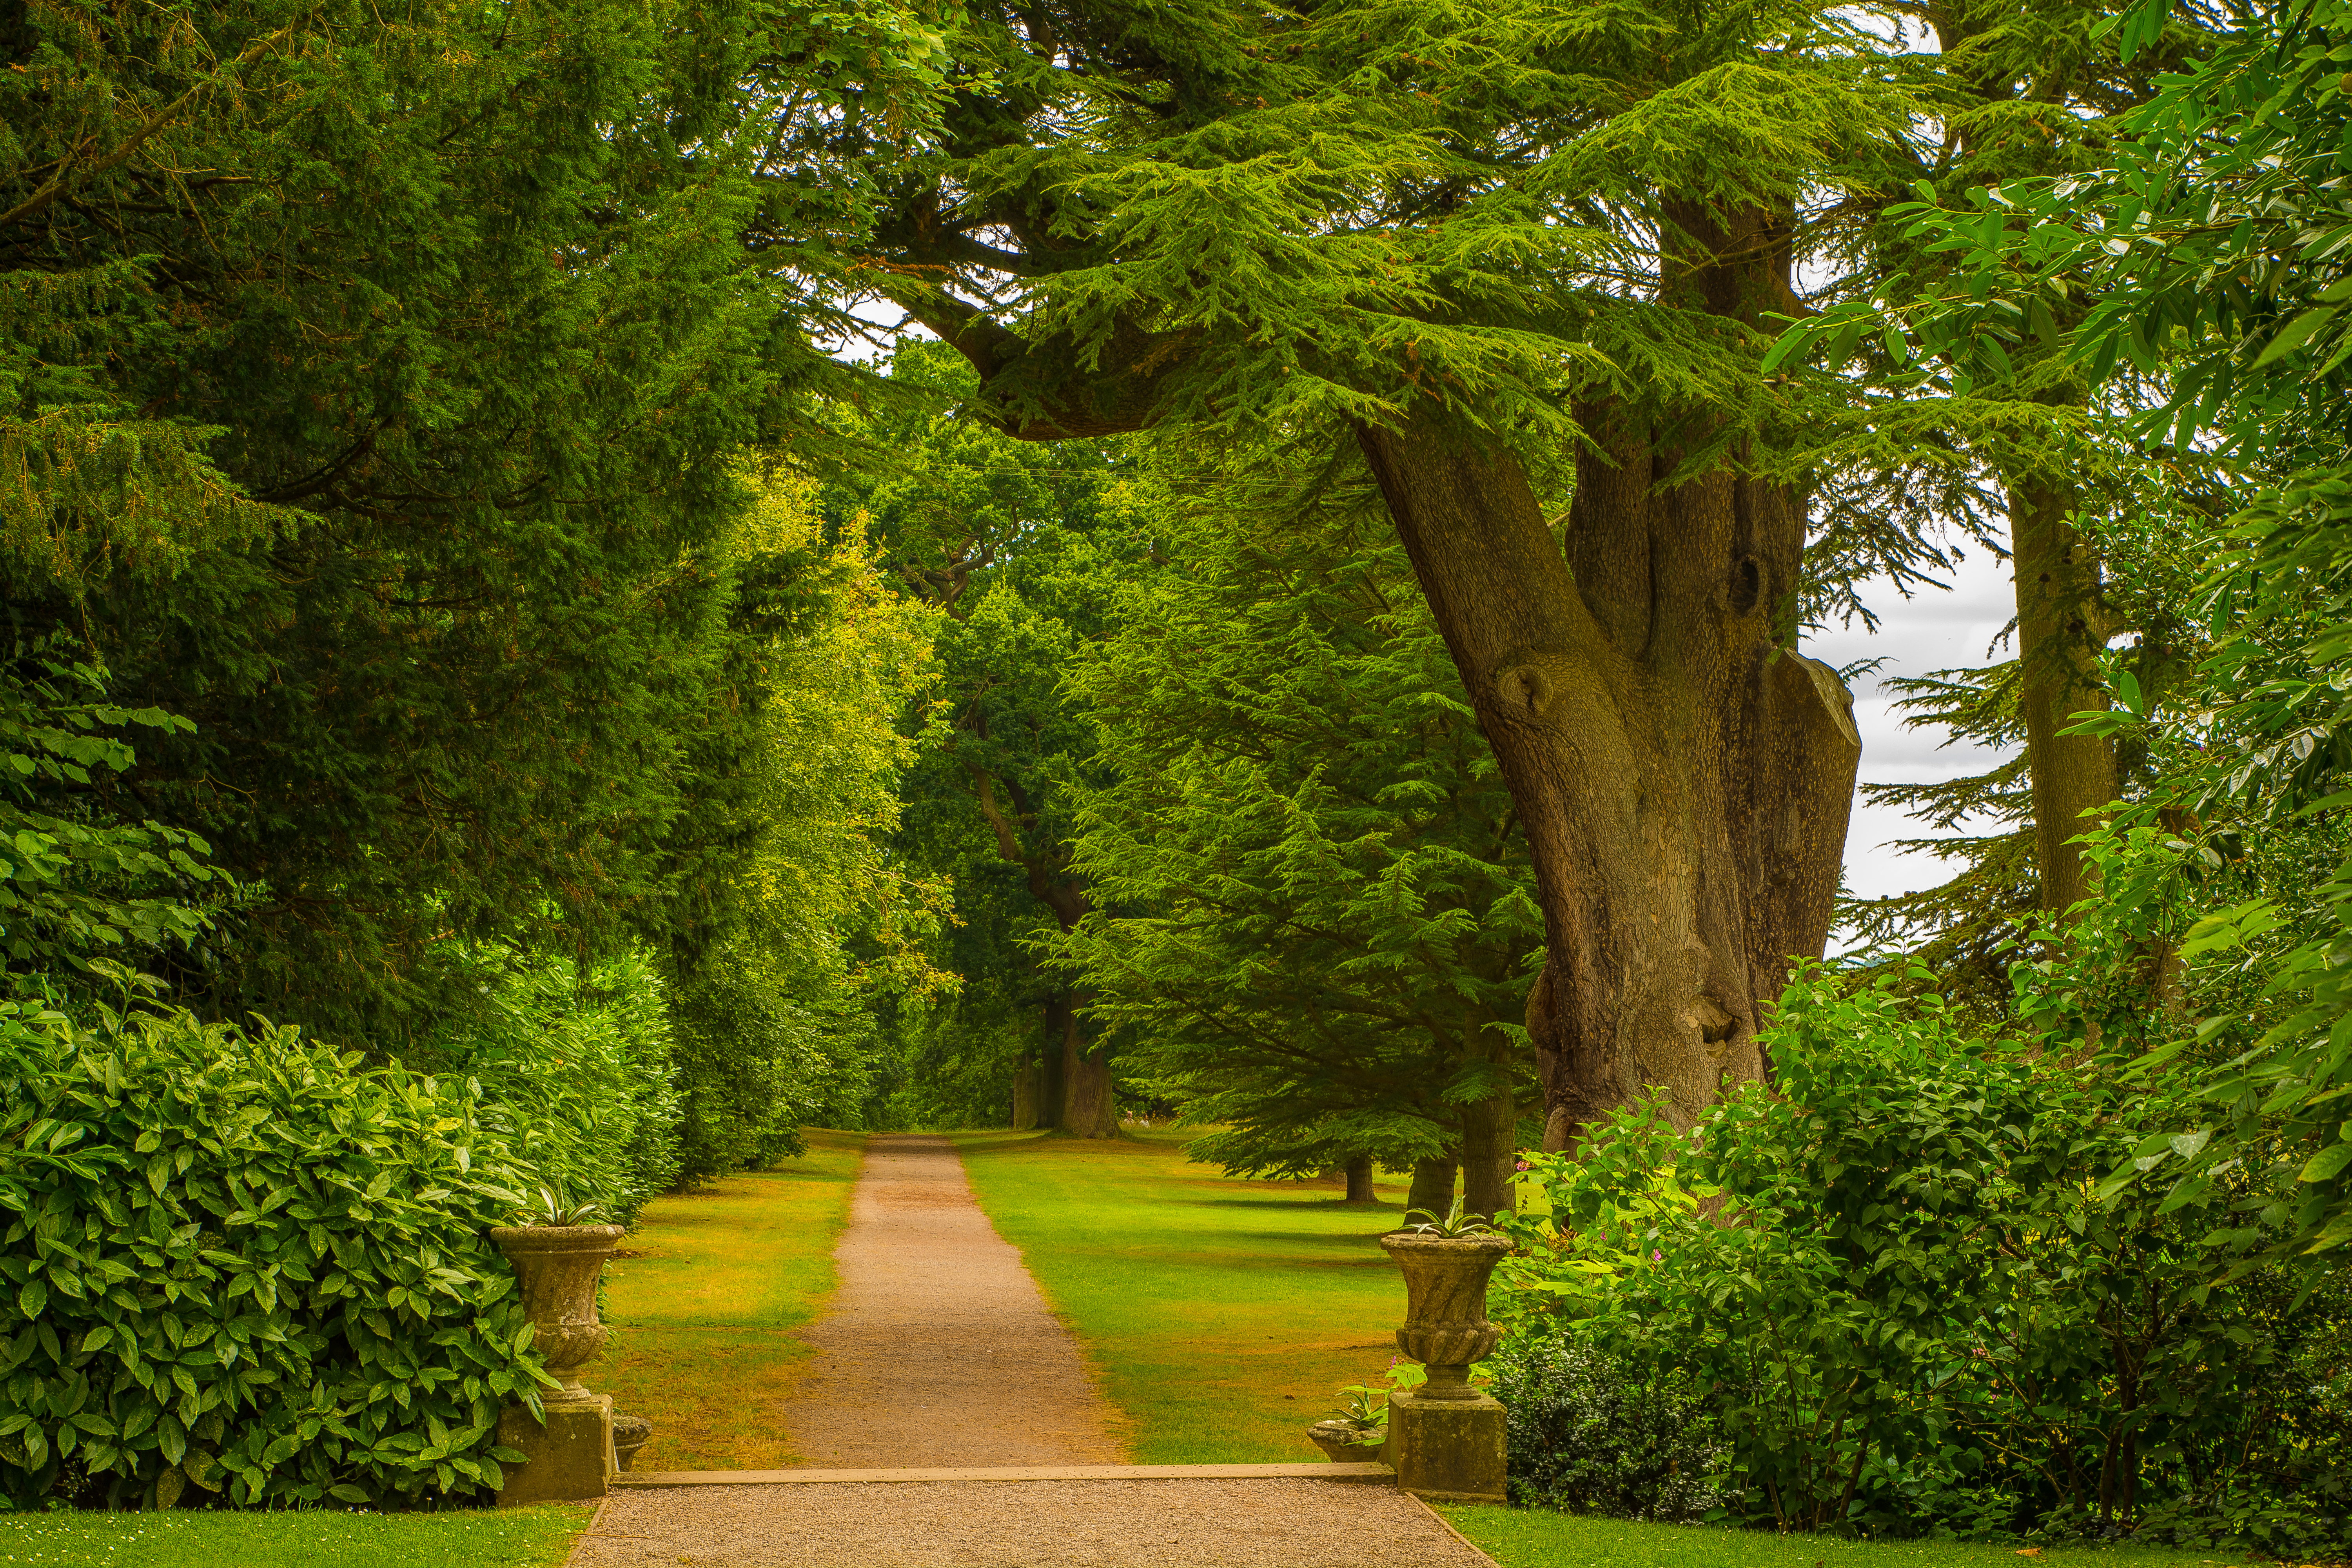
xmin=0 ymin=996 xmax=551 ymax=1508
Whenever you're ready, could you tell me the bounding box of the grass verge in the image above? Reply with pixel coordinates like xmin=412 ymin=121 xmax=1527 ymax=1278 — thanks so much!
xmin=1434 ymin=1506 xmax=2292 ymax=1568
xmin=949 ymin=1127 xmax=1409 ymax=1465
xmin=0 ymin=1504 xmax=590 ymax=1568
xmin=590 ymin=1128 xmax=867 ymax=1471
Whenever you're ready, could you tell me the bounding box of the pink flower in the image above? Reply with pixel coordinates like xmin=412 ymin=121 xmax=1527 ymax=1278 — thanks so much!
xmin=1650 ymin=1250 xmax=1663 ymax=1262
xmin=1514 ymin=1160 xmax=1531 ymax=1171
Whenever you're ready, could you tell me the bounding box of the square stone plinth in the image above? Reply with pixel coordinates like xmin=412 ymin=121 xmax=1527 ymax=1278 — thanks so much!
xmin=1386 ymin=1389 xmax=1506 ymax=1503
xmin=498 ymin=1395 xmax=613 ymax=1506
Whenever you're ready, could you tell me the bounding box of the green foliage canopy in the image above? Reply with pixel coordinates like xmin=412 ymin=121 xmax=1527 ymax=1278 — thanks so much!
xmin=1054 ymin=463 xmax=1541 ymax=1174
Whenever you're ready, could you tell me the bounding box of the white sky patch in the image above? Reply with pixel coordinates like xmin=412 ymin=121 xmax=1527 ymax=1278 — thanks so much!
xmin=1807 ymin=545 xmax=2019 ymax=904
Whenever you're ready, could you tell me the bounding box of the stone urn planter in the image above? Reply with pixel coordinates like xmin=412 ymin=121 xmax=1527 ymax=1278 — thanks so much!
xmin=490 ymin=1223 xmax=625 ymax=1406
xmin=611 ymin=1414 xmax=652 ymax=1473
xmin=1307 ymin=1418 xmax=1382 ymax=1463
xmin=1377 ymin=1232 xmax=1514 ymax=1401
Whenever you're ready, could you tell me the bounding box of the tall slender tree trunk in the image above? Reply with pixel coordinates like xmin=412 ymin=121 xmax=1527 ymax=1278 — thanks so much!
xmin=1456 ymin=1022 xmax=1517 ymax=1219
xmin=2009 ymin=476 xmax=2117 ymax=917
xmin=1010 ymin=1056 xmax=1044 ymax=1129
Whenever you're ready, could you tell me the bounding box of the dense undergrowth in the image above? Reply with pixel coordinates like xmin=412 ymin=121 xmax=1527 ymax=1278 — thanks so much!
xmin=1490 ymin=832 xmax=2352 ymax=1557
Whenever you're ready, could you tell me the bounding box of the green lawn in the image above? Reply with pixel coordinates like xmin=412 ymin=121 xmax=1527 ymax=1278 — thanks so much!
xmin=949 ymin=1127 xmax=1411 ymax=1464
xmin=0 ymin=1505 xmax=590 ymax=1568
xmin=1436 ymin=1507 xmax=2293 ymax=1568
xmin=592 ymin=1127 xmax=868 ymax=1470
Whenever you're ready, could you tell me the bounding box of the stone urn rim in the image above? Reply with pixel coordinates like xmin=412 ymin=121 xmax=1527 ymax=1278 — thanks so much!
xmin=1378 ymin=1230 xmax=1515 ymax=1256
xmin=490 ymin=1222 xmax=627 ymax=1251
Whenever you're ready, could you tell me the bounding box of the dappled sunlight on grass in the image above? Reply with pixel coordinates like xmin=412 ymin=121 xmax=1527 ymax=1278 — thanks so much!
xmin=950 ymin=1127 xmax=1409 ymax=1464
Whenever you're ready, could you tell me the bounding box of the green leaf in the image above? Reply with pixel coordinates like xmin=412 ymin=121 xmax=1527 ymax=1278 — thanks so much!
xmin=2299 ymin=1140 xmax=2352 ymax=1183
xmin=2252 ymin=305 xmax=2341 ymax=367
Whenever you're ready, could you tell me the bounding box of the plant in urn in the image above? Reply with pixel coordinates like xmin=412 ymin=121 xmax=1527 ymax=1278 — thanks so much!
xmin=1378 ymin=1201 xmax=1513 ymax=1400
xmin=491 ymin=1191 xmax=623 ymax=1407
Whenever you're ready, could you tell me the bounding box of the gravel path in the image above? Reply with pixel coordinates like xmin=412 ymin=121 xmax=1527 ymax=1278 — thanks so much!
xmin=571 ymin=1137 xmax=1481 ymax=1567
xmin=781 ymin=1134 xmax=1123 ymax=1468
xmin=570 ymin=1479 xmax=1493 ymax=1567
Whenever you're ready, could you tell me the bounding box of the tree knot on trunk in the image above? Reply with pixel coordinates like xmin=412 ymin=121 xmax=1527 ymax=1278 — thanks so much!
xmin=1490 ymin=651 xmax=1587 ymax=725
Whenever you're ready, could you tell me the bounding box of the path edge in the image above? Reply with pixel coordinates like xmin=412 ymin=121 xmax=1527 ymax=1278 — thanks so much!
xmin=1406 ymin=1493 xmax=1504 ymax=1568
xmin=616 ymin=1462 xmax=1397 ymax=1486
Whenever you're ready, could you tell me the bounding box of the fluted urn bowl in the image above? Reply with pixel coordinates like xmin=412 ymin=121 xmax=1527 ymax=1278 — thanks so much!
xmin=490 ymin=1223 xmax=624 ymax=1406
xmin=1379 ymin=1232 xmax=1514 ymax=1401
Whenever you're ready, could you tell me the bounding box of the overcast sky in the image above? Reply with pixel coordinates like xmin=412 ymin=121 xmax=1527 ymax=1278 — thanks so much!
xmin=1808 ymin=544 xmax=2019 ymax=907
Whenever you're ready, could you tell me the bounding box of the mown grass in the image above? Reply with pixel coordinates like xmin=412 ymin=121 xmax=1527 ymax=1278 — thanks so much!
xmin=1435 ymin=1506 xmax=2304 ymax=1568
xmin=949 ymin=1127 xmax=1410 ymax=1465
xmin=590 ymin=1127 xmax=867 ymax=1472
xmin=0 ymin=1504 xmax=590 ymax=1568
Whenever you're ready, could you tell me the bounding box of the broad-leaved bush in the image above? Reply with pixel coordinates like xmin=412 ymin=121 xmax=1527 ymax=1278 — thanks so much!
xmin=1497 ymin=915 xmax=2352 ymax=1550
xmin=0 ymin=995 xmax=551 ymax=1510
xmin=412 ymin=940 xmax=682 ymax=1227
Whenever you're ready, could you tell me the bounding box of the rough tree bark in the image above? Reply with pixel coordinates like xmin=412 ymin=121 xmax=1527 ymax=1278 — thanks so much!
xmin=1343 ymin=1156 xmax=1377 ymax=1204
xmin=2008 ymin=476 xmax=2117 ymax=917
xmin=904 ymin=203 xmax=1859 ymax=1151
xmin=1354 ymin=205 xmax=1858 ymax=1147
xmin=1404 ymin=1156 xmax=1457 ymax=1217
xmin=972 ymin=767 xmax=1116 ymax=1137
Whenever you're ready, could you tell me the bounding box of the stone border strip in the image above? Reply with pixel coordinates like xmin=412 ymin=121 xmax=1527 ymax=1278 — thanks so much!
xmin=616 ymin=1463 xmax=1396 ymax=1487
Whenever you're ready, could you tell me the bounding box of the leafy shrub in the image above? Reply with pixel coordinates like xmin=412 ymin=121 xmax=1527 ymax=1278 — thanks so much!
xmin=1486 ymin=1336 xmax=1728 ymax=1521
xmin=1497 ymin=958 xmax=2352 ymax=1549
xmin=0 ymin=993 xmax=552 ymax=1509
xmin=668 ymin=943 xmax=837 ymax=1183
xmin=412 ymin=940 xmax=682 ymax=1226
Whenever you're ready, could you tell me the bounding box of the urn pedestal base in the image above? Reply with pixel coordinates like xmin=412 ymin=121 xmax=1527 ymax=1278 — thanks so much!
xmin=497 ymin=1396 xmax=613 ymax=1506
xmin=1386 ymin=1388 xmax=1506 ymax=1503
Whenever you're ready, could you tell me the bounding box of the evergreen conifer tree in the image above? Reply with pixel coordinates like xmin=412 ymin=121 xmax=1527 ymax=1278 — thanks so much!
xmin=1 ymin=0 xmax=944 ymax=1041
xmin=1055 ymin=459 xmax=1542 ymax=1215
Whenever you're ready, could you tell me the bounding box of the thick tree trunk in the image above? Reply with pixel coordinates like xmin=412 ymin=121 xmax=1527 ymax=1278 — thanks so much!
xmin=922 ymin=203 xmax=1853 ymax=1150
xmin=1359 ymin=399 xmax=1859 ymax=1149
xmin=1010 ymin=1056 xmax=1044 ymax=1130
xmin=1056 ymin=995 xmax=1117 ymax=1138
xmin=1356 ymin=202 xmax=1860 ymax=1149
xmin=1404 ymin=1156 xmax=1457 ymax=1218
xmin=2010 ymin=477 xmax=2117 ymax=918
xmin=1343 ymin=1155 xmax=1377 ymax=1204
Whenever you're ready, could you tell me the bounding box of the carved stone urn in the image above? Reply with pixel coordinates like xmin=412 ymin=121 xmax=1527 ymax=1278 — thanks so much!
xmin=1378 ymin=1232 xmax=1514 ymax=1401
xmin=611 ymin=1414 xmax=652 ymax=1472
xmin=490 ymin=1223 xmax=624 ymax=1405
